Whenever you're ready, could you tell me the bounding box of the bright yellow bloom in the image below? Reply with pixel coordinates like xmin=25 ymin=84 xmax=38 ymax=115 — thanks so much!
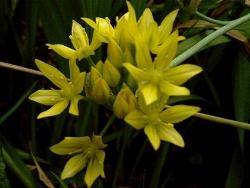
xmin=124 ymin=31 xmax=202 ymax=105
xmin=50 ymin=135 xmax=107 ymax=188
xmin=47 ymin=20 xmax=101 ymax=60
xmin=82 ymin=17 xmax=115 ymax=43
xmin=125 ymin=94 xmax=200 ymax=150
xmin=29 ymin=59 xmax=85 ymax=118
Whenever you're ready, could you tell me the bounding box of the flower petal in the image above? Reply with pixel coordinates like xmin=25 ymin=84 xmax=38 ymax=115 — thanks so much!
xmin=46 ymin=44 xmax=76 ymax=60
xmin=29 ymin=89 xmax=63 ymax=105
xmin=157 ymin=123 xmax=184 ymax=147
xmin=164 ymin=64 xmax=202 ymax=85
xmin=50 ymin=137 xmax=91 ymax=155
xmin=158 ymin=9 xmax=178 ymax=44
xmin=61 ymin=153 xmax=87 ymax=179
xmin=35 ymin=59 xmax=69 ymax=89
xmin=144 ymin=125 xmax=161 ymax=150
xmin=160 ymin=105 xmax=200 ymax=123
xmin=140 ymin=83 xmax=158 ymax=105
xmin=37 ymin=99 xmax=69 ymax=119
xmin=159 ymin=80 xmax=190 ymax=96
xmin=84 ymin=150 xmax=105 ymax=188
xmin=123 ymin=63 xmax=149 ymax=81
xmin=73 ymin=72 xmax=86 ymax=94
xmin=69 ymin=95 xmax=83 ymax=116
xmin=135 ymin=40 xmax=152 ymax=69
xmin=124 ymin=110 xmax=147 ymax=130
xmin=154 ymin=30 xmax=178 ymax=68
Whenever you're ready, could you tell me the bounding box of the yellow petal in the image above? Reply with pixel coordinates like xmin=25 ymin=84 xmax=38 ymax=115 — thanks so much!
xmin=37 ymin=99 xmax=69 ymax=119
xmin=82 ymin=17 xmax=97 ymax=30
xmin=155 ymin=30 xmax=178 ymax=68
xmin=69 ymin=59 xmax=80 ymax=83
xmin=73 ymin=72 xmax=86 ymax=94
xmin=92 ymin=136 xmax=107 ymax=149
xmin=84 ymin=151 xmax=105 ymax=188
xmin=158 ymin=9 xmax=178 ymax=44
xmin=144 ymin=125 xmax=161 ymax=150
xmin=69 ymin=95 xmax=83 ymax=116
xmin=160 ymin=105 xmax=200 ymax=123
xmin=35 ymin=59 xmax=69 ymax=89
xmin=71 ymin=20 xmax=89 ymax=49
xmin=50 ymin=137 xmax=91 ymax=155
xmin=46 ymin=44 xmax=76 ymax=59
xmin=164 ymin=64 xmax=202 ymax=85
xmin=29 ymin=89 xmax=63 ymax=105
xmin=107 ymin=40 xmax=124 ymax=68
xmin=140 ymin=83 xmax=158 ymax=105
xmin=123 ymin=63 xmax=149 ymax=81
xmin=61 ymin=153 xmax=87 ymax=179
xmin=159 ymin=81 xmax=190 ymax=96
xmin=157 ymin=123 xmax=184 ymax=147
xmin=135 ymin=40 xmax=153 ymax=69
xmin=124 ymin=110 xmax=147 ymax=130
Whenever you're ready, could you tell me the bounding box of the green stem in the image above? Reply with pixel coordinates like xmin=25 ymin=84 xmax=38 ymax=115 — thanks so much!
xmin=170 ymin=13 xmax=250 ymax=67
xmin=165 ymin=105 xmax=250 ymax=130
xmin=149 ymin=143 xmax=169 ymax=188
xmin=194 ymin=112 xmax=250 ymax=130
xmin=195 ymin=11 xmax=230 ymax=25
xmin=100 ymin=114 xmax=116 ymax=136
xmin=86 ymin=57 xmax=95 ymax=67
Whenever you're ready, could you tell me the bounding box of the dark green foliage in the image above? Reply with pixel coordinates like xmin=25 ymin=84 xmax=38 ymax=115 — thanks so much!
xmin=0 ymin=0 xmax=249 ymax=187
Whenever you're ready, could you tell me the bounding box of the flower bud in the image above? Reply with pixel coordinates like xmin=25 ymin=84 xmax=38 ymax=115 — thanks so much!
xmin=107 ymin=40 xmax=124 ymax=68
xmin=103 ymin=59 xmax=121 ymax=87
xmin=113 ymin=85 xmax=136 ymax=119
xmin=92 ymin=78 xmax=112 ymax=104
xmin=86 ymin=67 xmax=112 ymax=104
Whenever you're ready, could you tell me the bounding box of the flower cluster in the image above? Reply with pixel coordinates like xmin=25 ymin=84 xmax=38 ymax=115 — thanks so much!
xmin=29 ymin=1 xmax=202 ymax=187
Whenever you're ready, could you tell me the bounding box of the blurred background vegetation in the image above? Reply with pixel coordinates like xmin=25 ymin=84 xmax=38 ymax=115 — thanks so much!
xmin=0 ymin=0 xmax=250 ymax=187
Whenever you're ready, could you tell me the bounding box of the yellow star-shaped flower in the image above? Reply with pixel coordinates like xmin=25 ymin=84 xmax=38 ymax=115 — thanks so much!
xmin=29 ymin=59 xmax=85 ymax=118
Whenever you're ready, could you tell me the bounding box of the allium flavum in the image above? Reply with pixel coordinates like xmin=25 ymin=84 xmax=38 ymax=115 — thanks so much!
xmin=29 ymin=59 xmax=85 ymax=119
xmin=50 ymin=135 xmax=106 ymax=188
xmin=29 ymin=1 xmax=203 ymax=187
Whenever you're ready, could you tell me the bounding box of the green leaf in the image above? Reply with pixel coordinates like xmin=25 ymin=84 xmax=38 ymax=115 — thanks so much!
xmin=0 ymin=82 xmax=37 ymax=126
xmin=177 ymin=31 xmax=231 ymax=56
xmin=1 ymin=137 xmax=39 ymax=188
xmin=131 ymin=0 xmax=147 ymax=18
xmin=0 ymin=141 xmax=11 ymax=188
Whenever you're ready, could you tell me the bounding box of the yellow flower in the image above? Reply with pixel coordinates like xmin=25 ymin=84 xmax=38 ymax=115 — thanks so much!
xmin=47 ymin=20 xmax=101 ymax=60
xmin=29 ymin=59 xmax=85 ymax=118
xmin=124 ymin=31 xmax=202 ymax=105
xmin=124 ymin=94 xmax=200 ymax=150
xmin=82 ymin=17 xmax=115 ymax=43
xmin=50 ymin=135 xmax=107 ymax=188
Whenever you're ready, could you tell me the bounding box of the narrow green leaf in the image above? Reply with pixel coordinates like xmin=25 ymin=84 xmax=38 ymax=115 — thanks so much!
xmin=0 ymin=141 xmax=11 ymax=188
xmin=224 ymin=146 xmax=245 ymax=188
xmin=1 ymin=137 xmax=39 ymax=188
xmin=149 ymin=143 xmax=169 ymax=188
xmin=0 ymin=82 xmax=37 ymax=126
xmin=177 ymin=31 xmax=231 ymax=56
